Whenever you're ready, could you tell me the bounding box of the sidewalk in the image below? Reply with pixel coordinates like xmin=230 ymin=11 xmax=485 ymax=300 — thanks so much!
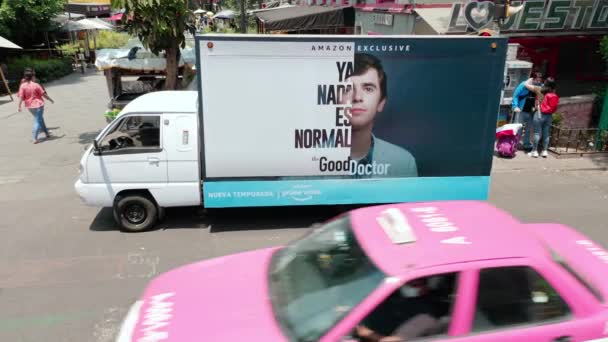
xmin=492 ymin=150 xmax=608 ymax=173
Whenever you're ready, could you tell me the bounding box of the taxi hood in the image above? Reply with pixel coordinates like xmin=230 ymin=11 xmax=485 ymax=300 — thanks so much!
xmin=130 ymin=247 xmax=287 ymax=342
xmin=527 ymin=223 xmax=608 ymax=305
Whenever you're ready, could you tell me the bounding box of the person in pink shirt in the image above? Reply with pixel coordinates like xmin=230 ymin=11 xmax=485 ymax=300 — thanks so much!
xmin=17 ymin=69 xmax=54 ymax=144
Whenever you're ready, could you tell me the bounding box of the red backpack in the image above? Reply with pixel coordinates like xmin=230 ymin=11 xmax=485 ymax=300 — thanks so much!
xmin=541 ymin=93 xmax=559 ymax=114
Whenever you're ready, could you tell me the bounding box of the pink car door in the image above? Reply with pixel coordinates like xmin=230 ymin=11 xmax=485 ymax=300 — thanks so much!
xmin=322 ymin=267 xmax=472 ymax=342
xmin=449 ymin=258 xmax=607 ymax=342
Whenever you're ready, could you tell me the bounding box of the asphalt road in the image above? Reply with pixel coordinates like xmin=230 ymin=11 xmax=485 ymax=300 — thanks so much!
xmin=0 ymin=70 xmax=607 ymax=342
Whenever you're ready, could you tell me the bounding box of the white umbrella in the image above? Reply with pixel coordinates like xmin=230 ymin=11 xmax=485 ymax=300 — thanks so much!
xmin=194 ymin=9 xmax=205 ymax=14
xmin=60 ymin=20 xmax=90 ymax=32
xmin=213 ymin=10 xmax=236 ymax=19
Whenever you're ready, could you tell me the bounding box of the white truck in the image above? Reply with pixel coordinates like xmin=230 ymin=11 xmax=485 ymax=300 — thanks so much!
xmin=75 ymin=34 xmax=507 ymax=232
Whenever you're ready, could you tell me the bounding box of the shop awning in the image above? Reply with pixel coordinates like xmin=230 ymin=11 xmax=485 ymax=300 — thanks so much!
xmin=79 ymin=18 xmax=114 ymax=30
xmin=255 ymin=5 xmax=354 ymax=32
xmin=0 ymin=35 xmax=21 ymax=49
xmin=109 ymin=12 xmax=124 ymax=21
xmin=59 ymin=18 xmax=114 ymax=32
xmin=413 ymin=8 xmax=452 ymax=35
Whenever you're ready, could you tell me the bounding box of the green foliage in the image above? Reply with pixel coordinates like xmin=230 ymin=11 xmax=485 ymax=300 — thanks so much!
xmin=111 ymin=0 xmax=125 ymax=9
xmin=202 ymin=25 xmax=238 ymax=34
xmin=92 ymin=30 xmax=132 ymax=49
xmin=105 ymin=108 xmax=121 ymax=122
xmin=123 ymin=0 xmax=196 ymax=89
xmin=7 ymin=56 xmax=73 ymax=88
xmin=601 ymin=36 xmax=608 ymax=63
xmin=58 ymin=42 xmax=81 ymax=57
xmin=123 ymin=0 xmax=195 ymax=55
xmin=58 ymin=31 xmax=132 ymax=57
xmin=552 ymin=112 xmax=564 ymax=127
xmin=0 ymin=0 xmax=65 ymax=47
xmin=589 ymin=84 xmax=606 ymax=128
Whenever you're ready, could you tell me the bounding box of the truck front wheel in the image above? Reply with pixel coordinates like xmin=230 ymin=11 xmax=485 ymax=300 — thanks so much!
xmin=113 ymin=194 xmax=158 ymax=232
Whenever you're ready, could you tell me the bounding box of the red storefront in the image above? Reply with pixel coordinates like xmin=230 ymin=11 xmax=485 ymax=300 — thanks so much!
xmin=410 ymin=0 xmax=608 ymax=128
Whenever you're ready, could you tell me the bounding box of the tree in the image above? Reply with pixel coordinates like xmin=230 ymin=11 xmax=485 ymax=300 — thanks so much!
xmin=0 ymin=0 xmax=64 ymax=47
xmin=111 ymin=0 xmax=124 ymax=10
xmin=123 ymin=0 xmax=195 ymax=90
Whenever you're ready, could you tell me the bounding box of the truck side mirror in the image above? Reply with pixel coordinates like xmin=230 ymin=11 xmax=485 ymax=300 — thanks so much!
xmin=93 ymin=139 xmax=100 ymax=153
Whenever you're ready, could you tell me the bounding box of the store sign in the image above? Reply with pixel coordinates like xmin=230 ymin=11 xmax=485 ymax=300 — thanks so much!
xmin=65 ymin=3 xmax=111 ymax=15
xmin=448 ymin=0 xmax=608 ymax=33
xmin=374 ymin=13 xmax=394 ymax=26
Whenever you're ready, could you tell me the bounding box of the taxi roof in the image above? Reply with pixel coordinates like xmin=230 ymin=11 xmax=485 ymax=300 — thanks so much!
xmin=349 ymin=200 xmax=547 ymax=276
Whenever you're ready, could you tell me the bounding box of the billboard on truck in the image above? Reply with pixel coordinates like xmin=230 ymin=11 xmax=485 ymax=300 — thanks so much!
xmin=195 ymin=35 xmax=507 ymax=208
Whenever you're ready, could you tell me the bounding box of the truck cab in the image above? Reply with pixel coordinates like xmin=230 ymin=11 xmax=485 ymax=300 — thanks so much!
xmin=75 ymin=91 xmax=202 ymax=232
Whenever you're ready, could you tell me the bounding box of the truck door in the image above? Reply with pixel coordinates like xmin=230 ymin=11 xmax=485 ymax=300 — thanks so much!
xmin=162 ymin=113 xmax=201 ymax=206
xmin=87 ymin=114 xmax=168 ymax=185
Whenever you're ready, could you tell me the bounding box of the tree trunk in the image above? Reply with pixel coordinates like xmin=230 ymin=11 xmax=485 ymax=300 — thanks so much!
xmin=240 ymin=0 xmax=247 ymax=33
xmin=165 ymin=43 xmax=180 ymax=90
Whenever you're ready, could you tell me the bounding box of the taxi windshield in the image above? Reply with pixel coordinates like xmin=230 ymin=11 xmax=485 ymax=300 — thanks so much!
xmin=268 ymin=215 xmax=386 ymax=342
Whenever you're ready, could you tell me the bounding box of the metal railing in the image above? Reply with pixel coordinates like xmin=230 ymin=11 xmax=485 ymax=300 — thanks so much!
xmin=549 ymin=126 xmax=608 ymax=155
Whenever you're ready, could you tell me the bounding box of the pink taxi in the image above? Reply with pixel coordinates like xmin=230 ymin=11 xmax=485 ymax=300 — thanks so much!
xmin=116 ymin=201 xmax=608 ymax=342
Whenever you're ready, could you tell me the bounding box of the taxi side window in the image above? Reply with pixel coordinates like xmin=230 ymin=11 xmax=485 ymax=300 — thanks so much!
xmin=352 ymin=272 xmax=458 ymax=341
xmin=473 ymin=266 xmax=571 ymax=332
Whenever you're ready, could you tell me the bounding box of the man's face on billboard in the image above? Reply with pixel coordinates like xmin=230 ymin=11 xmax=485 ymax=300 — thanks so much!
xmin=341 ymin=67 xmax=386 ymax=130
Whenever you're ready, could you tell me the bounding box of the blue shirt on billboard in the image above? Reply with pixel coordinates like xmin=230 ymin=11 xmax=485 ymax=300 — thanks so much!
xmin=353 ymin=134 xmax=418 ymax=178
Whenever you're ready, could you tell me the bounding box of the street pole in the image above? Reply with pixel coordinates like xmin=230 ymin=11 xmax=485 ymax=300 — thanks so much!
xmin=240 ymin=0 xmax=247 ymax=33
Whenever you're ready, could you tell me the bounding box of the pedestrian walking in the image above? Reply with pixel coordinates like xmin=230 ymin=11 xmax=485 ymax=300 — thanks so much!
xmin=17 ymin=69 xmax=54 ymax=144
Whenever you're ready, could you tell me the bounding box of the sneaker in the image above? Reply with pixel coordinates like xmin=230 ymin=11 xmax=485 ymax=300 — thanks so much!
xmin=528 ymin=151 xmax=539 ymax=158
xmin=541 ymin=150 xmax=548 ymax=158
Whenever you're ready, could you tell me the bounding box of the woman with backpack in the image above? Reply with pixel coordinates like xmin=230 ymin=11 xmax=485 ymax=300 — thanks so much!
xmin=525 ymin=77 xmax=559 ymax=158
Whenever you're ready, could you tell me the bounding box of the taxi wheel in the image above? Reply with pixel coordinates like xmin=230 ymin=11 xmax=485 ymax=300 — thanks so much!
xmin=114 ymin=194 xmax=158 ymax=232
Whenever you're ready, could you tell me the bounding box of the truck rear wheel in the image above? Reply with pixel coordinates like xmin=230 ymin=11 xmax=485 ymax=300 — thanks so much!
xmin=113 ymin=194 xmax=158 ymax=232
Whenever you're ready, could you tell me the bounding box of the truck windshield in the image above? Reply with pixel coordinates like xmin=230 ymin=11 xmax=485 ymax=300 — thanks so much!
xmin=268 ymin=215 xmax=385 ymax=342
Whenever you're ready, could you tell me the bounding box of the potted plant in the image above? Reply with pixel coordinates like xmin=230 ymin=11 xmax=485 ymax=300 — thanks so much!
xmin=104 ymin=108 xmax=121 ymax=123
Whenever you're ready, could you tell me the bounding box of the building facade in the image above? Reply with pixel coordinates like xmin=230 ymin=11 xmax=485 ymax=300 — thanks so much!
xmin=297 ymin=0 xmax=607 ymax=127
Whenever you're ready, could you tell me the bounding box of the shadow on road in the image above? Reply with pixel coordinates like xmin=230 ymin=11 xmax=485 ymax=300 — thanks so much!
xmin=589 ymin=154 xmax=608 ymax=169
xmin=205 ymin=205 xmax=352 ymax=233
xmin=89 ymin=204 xmax=369 ymax=233
xmin=0 ymin=98 xmax=15 ymax=106
xmin=89 ymin=208 xmax=117 ymax=231
xmin=79 ymin=131 xmax=101 ymax=145
xmin=42 ymin=134 xmax=66 ymax=142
